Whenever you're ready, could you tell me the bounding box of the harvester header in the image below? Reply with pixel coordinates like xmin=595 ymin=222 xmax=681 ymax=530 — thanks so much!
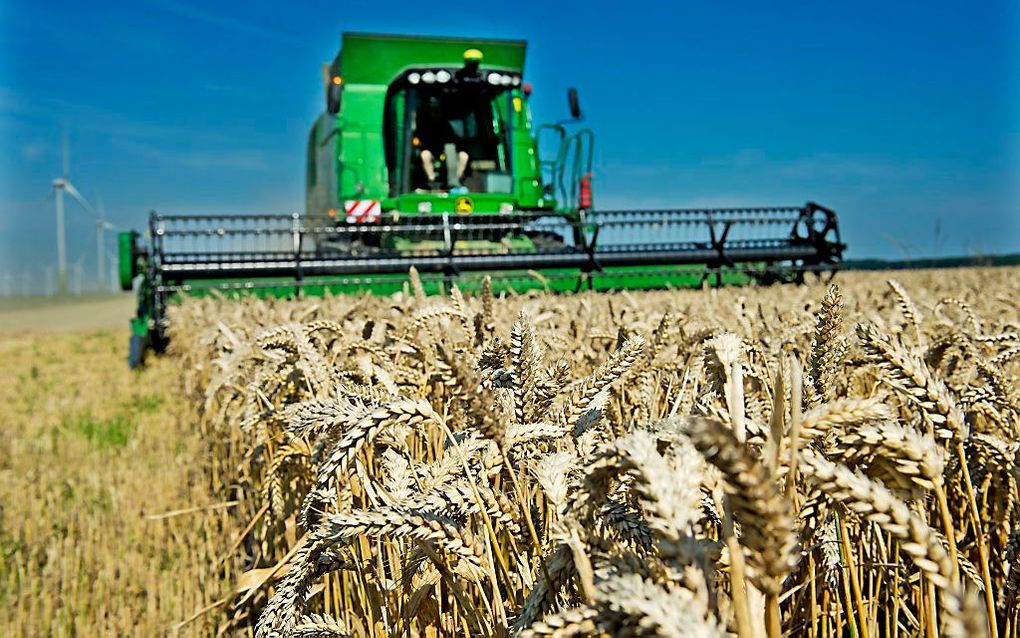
xmin=118 ymin=32 xmax=845 ymax=367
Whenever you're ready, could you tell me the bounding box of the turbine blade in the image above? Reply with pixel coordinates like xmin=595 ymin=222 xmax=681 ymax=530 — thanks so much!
xmin=62 ymin=129 xmax=70 ymax=178
xmin=63 ymin=181 xmax=97 ymax=215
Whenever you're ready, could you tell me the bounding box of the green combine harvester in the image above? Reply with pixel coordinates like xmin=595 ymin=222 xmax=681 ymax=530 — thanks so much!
xmin=119 ymin=32 xmax=844 ymax=367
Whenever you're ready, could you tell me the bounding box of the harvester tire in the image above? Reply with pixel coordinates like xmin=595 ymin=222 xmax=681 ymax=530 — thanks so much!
xmin=128 ymin=335 xmax=145 ymax=370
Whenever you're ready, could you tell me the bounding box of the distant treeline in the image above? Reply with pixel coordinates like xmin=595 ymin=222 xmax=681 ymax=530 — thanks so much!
xmin=843 ymin=253 xmax=1020 ymax=271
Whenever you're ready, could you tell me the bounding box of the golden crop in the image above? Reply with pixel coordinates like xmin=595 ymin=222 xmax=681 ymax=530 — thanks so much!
xmin=3 ymin=268 xmax=1015 ymax=637
xmin=169 ymin=267 xmax=1018 ymax=638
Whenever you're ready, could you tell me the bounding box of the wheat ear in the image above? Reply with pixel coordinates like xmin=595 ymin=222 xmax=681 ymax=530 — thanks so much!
xmin=687 ymin=417 xmax=796 ymax=595
xmin=799 ymin=449 xmax=969 ymax=636
xmin=809 ymin=283 xmax=846 ymax=403
xmin=302 ymin=399 xmax=435 ymax=527
xmin=856 ymin=322 xmax=965 ymax=439
xmin=564 ymin=336 xmax=645 ymax=426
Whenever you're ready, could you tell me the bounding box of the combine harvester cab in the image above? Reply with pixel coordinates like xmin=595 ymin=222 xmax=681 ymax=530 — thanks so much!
xmin=119 ymin=32 xmax=845 ymax=367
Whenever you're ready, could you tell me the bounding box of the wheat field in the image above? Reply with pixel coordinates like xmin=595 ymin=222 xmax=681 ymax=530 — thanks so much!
xmin=2 ymin=267 xmax=1017 ymax=636
xmin=163 ymin=267 xmax=1017 ymax=637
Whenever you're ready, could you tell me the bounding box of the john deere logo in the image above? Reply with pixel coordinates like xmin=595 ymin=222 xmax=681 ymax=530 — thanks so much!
xmin=455 ymin=196 xmax=473 ymax=214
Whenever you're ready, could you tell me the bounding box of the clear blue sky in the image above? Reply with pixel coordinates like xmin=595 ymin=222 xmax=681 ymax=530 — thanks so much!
xmin=1 ymin=0 xmax=1017 ymax=280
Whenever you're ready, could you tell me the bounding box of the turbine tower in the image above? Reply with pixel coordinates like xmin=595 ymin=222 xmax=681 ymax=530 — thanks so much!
xmin=95 ymin=196 xmax=117 ymax=292
xmin=51 ymin=135 xmax=97 ymax=293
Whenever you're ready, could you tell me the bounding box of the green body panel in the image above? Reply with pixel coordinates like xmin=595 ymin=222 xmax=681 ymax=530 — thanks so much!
xmin=118 ymin=231 xmax=135 ymax=291
xmin=509 ymin=94 xmax=543 ymax=205
xmin=338 ymin=83 xmax=388 ymax=202
xmin=130 ymin=316 xmax=149 ymax=337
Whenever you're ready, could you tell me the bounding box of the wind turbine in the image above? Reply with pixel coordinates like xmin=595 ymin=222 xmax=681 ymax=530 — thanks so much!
xmin=95 ymin=196 xmax=118 ymax=292
xmin=51 ymin=134 xmax=97 ymax=294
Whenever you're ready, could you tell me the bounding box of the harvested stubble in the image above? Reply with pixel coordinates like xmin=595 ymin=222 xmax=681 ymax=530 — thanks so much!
xmin=172 ymin=268 xmax=1019 ymax=637
xmin=0 ymin=328 xmax=236 ymax=636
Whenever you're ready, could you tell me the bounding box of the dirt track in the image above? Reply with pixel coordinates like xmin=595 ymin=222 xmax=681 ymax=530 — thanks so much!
xmin=0 ymin=295 xmax=135 ymax=333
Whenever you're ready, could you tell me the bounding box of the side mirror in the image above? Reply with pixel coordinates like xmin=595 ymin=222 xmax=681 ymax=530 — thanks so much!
xmin=327 ymin=83 xmax=342 ymax=114
xmin=567 ymin=88 xmax=582 ymax=120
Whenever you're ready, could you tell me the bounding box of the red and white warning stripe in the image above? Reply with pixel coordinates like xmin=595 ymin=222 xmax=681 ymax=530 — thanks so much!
xmin=344 ymin=200 xmax=381 ymax=223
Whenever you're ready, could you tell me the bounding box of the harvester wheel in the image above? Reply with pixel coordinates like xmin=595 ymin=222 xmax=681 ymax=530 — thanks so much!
xmin=128 ymin=334 xmax=146 ymax=369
